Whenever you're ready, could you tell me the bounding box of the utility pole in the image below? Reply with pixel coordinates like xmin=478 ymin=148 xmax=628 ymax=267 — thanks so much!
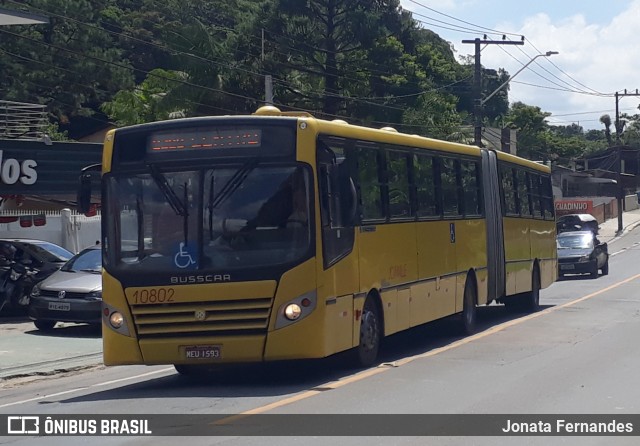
xmin=614 ymin=89 xmax=640 ymax=143
xmin=616 ymin=144 xmax=623 ymax=234
xmin=262 ymin=29 xmax=273 ymax=105
xmin=613 ymin=89 xmax=640 ymax=233
xmin=462 ymin=37 xmax=524 ymax=147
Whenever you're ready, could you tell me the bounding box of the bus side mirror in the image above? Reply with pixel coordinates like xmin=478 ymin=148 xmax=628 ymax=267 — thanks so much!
xmin=77 ymin=173 xmax=92 ymax=214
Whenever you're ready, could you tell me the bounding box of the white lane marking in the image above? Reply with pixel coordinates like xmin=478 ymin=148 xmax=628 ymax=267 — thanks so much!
xmin=0 ymin=367 xmax=174 ymax=409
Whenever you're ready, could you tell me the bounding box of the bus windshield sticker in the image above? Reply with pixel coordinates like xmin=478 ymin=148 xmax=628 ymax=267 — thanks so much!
xmin=174 ymin=241 xmax=198 ymax=269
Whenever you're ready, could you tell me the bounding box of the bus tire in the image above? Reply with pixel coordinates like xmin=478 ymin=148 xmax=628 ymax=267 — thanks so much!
xmin=355 ymin=296 xmax=382 ymax=368
xmin=524 ymin=266 xmax=541 ymax=312
xmin=461 ymin=277 xmax=477 ymax=335
xmin=174 ymin=364 xmax=211 ymax=376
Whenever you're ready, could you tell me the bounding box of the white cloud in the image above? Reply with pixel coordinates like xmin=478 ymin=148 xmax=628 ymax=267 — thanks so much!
xmin=475 ymin=3 xmax=640 ymax=129
xmin=401 ymin=0 xmax=640 ymax=129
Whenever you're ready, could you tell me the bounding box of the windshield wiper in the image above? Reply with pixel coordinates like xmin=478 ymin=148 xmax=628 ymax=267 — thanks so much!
xmin=211 ymin=161 xmax=255 ymax=209
xmin=147 ymin=164 xmax=188 ymax=217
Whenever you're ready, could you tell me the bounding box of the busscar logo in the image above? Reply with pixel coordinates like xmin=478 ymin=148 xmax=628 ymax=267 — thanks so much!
xmin=170 ymin=274 xmax=231 ymax=284
xmin=7 ymin=416 xmax=40 ymax=434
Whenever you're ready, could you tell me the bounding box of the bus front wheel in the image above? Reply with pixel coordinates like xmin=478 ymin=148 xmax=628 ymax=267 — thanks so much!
xmin=355 ymin=297 xmax=382 ymax=368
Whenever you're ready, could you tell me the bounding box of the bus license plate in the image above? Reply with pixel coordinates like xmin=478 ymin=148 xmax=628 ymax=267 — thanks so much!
xmin=184 ymin=345 xmax=221 ymax=360
xmin=48 ymin=302 xmax=71 ymax=311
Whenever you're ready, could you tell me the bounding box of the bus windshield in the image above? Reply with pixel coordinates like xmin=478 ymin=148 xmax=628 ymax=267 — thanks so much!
xmin=107 ymin=164 xmax=312 ymax=272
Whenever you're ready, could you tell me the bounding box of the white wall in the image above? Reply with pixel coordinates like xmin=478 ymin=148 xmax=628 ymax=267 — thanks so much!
xmin=0 ymin=209 xmax=101 ymax=253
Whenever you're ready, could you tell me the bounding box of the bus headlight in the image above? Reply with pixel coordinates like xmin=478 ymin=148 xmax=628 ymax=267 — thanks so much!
xmin=109 ymin=312 xmax=124 ymax=328
xmin=102 ymin=302 xmax=131 ymax=336
xmin=275 ymin=290 xmax=317 ymax=329
xmin=284 ymin=304 xmax=302 ymax=320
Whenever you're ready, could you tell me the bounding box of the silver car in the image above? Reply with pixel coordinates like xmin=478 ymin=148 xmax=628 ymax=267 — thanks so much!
xmin=28 ymin=246 xmax=102 ymax=331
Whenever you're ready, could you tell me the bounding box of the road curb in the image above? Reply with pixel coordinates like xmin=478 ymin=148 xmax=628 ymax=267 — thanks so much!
xmin=0 ymin=352 xmax=102 ymax=381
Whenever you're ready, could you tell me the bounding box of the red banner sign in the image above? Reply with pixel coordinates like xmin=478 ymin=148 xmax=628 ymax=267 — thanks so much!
xmin=554 ymin=200 xmax=594 ymax=216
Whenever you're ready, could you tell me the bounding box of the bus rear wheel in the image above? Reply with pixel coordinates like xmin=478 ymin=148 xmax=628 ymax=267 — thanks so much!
xmin=461 ymin=278 xmax=477 ymax=335
xmin=355 ymin=297 xmax=382 ymax=368
xmin=524 ymin=267 xmax=541 ymax=312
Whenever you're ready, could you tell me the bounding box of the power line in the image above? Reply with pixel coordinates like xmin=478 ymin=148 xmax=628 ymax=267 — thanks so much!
xmin=405 ymin=0 xmax=523 ymax=38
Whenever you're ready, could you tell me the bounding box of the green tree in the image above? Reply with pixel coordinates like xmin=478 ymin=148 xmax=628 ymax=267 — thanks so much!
xmin=0 ymin=0 xmax=135 ymax=128
xmin=599 ymin=114 xmax=613 ymax=146
xmin=504 ymin=102 xmax=551 ymax=158
xmin=101 ymin=69 xmax=190 ymax=126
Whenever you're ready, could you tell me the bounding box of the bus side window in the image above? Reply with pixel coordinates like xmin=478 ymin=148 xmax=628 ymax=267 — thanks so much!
xmin=516 ymin=169 xmax=532 ymax=217
xmin=541 ymin=175 xmax=555 ymax=220
xmin=528 ymin=173 xmax=543 ymax=218
xmin=387 ymin=150 xmax=411 ymax=219
xmin=461 ymin=160 xmax=482 ymax=217
xmin=357 ymin=147 xmax=385 ymax=221
xmin=441 ymin=157 xmax=460 ymax=217
xmin=500 ymin=166 xmax=518 ymax=216
xmin=414 ymin=154 xmax=439 ymax=218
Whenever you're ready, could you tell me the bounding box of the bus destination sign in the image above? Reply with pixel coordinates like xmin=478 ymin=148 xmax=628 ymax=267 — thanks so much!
xmin=148 ymin=128 xmax=262 ymax=152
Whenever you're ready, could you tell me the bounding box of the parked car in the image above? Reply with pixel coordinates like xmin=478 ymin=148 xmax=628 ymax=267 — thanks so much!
xmin=557 ymin=230 xmax=609 ymax=278
xmin=0 ymin=239 xmax=73 ymax=310
xmin=28 ymin=246 xmax=102 ymax=331
xmin=556 ymin=213 xmax=599 ymax=235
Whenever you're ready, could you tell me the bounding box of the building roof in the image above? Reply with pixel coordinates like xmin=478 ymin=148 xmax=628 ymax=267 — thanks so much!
xmin=0 ymin=8 xmax=48 ymax=26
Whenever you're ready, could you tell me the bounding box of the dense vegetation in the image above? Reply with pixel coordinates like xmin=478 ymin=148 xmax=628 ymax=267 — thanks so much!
xmin=1 ymin=0 xmax=631 ymax=163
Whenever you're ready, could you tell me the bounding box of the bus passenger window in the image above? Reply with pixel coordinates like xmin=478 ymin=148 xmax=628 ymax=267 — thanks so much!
xmin=516 ymin=169 xmax=531 ymax=216
xmin=501 ymin=166 xmax=518 ymax=215
xmin=441 ymin=158 xmax=460 ymax=217
xmin=461 ymin=161 xmax=481 ymax=216
xmin=414 ymin=154 xmax=438 ymax=217
xmin=357 ymin=148 xmax=384 ymax=220
xmin=387 ymin=151 xmax=411 ymax=218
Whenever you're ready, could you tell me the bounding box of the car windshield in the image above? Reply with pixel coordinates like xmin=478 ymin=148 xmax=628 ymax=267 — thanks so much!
xmin=61 ymin=248 xmax=102 ymax=273
xmin=28 ymin=242 xmax=73 ymax=263
xmin=106 ymin=164 xmax=312 ymax=272
xmin=557 ymin=234 xmax=594 ymax=249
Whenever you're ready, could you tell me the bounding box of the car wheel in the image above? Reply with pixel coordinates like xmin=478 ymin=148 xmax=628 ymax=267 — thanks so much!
xmin=590 ymin=262 xmax=599 ymax=279
xmin=461 ymin=277 xmax=477 ymax=335
xmin=34 ymin=320 xmax=56 ymax=331
xmin=602 ymin=259 xmax=609 ymax=276
xmin=355 ymin=296 xmax=382 ymax=368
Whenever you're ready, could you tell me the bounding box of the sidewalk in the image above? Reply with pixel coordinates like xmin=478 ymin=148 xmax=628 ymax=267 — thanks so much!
xmin=596 ymin=207 xmax=640 ymax=243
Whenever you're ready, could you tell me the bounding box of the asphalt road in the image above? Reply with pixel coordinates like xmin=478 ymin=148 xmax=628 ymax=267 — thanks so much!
xmin=2 ymin=230 xmax=640 ymax=445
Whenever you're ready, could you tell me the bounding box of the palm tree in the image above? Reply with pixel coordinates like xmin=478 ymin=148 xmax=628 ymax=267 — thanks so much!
xmin=600 ymin=114 xmax=612 ymax=146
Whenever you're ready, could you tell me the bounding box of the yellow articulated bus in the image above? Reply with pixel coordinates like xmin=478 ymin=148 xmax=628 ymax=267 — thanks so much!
xmin=78 ymin=106 xmax=556 ymax=374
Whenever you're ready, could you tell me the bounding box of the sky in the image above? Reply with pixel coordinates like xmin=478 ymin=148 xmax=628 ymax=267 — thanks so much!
xmin=399 ymin=0 xmax=640 ymax=130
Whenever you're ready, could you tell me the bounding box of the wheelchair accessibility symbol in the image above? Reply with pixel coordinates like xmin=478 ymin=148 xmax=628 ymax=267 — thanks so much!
xmin=174 ymin=242 xmax=196 ymax=269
